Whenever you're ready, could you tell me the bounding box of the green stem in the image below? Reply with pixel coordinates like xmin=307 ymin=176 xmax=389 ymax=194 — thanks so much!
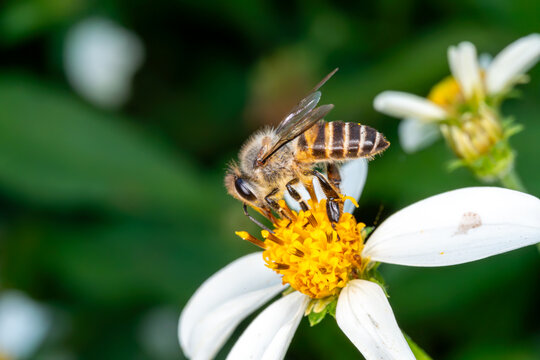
xmin=403 ymin=332 xmax=432 ymax=360
xmin=499 ymin=167 xmax=526 ymax=192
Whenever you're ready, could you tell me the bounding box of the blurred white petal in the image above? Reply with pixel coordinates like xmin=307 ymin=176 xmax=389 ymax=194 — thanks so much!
xmin=285 ymin=158 xmax=367 ymax=214
xmin=340 ymin=159 xmax=368 ymax=213
xmin=64 ymin=17 xmax=144 ymax=109
xmin=374 ymin=91 xmax=447 ymax=122
xmin=0 ymin=291 xmax=51 ymax=359
xmin=364 ymin=187 xmax=540 ymax=266
xmin=447 ymin=42 xmax=482 ymax=99
xmin=138 ymin=307 xmax=180 ymax=360
xmin=478 ymin=52 xmax=493 ymax=69
xmin=227 ymin=291 xmax=308 ymax=360
xmin=486 ymin=33 xmax=540 ymax=94
xmin=398 ymin=117 xmax=440 ymax=153
xmin=336 ymin=280 xmax=415 ymax=360
xmin=179 ymin=252 xmax=285 ymax=360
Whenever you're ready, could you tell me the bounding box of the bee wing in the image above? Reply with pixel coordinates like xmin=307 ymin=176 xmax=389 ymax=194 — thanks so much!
xmin=275 ymin=68 xmax=338 ymax=134
xmin=259 ymin=104 xmax=334 ymax=164
xmin=275 ymin=91 xmax=322 ymax=134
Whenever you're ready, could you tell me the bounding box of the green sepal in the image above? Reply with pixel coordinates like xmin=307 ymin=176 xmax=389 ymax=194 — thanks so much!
xmin=501 ymin=117 xmax=524 ymax=139
xmin=360 ymin=262 xmax=389 ymax=297
xmin=282 ymin=286 xmax=295 ymax=296
xmin=447 ymin=158 xmax=467 ymax=172
xmin=362 ymin=226 xmax=374 ymax=239
xmin=307 ymin=298 xmax=337 ymax=327
xmin=403 ymin=332 xmax=433 ymax=360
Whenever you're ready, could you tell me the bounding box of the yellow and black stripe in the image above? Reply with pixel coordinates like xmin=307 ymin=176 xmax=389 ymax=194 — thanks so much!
xmin=295 ymin=121 xmax=389 ymax=162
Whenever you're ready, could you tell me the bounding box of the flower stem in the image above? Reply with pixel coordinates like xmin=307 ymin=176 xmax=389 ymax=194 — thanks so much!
xmin=403 ymin=332 xmax=432 ymax=360
xmin=499 ymin=167 xmax=526 ymax=192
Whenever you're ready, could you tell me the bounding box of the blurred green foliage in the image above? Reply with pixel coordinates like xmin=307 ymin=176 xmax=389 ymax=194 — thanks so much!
xmin=0 ymin=0 xmax=539 ymax=359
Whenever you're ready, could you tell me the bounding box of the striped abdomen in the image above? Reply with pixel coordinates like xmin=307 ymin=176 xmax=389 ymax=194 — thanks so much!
xmin=294 ymin=121 xmax=389 ymax=162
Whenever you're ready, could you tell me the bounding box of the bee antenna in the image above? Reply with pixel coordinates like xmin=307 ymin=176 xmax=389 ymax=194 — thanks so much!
xmin=311 ymin=67 xmax=339 ymax=93
xmin=243 ymin=204 xmax=274 ymax=234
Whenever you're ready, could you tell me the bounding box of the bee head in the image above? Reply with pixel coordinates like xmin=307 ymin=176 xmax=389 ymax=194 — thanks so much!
xmin=225 ymin=163 xmax=258 ymax=204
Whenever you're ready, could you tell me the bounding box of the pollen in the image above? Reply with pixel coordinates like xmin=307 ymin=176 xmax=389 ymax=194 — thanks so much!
xmin=243 ymin=199 xmax=366 ymax=299
xmin=428 ymin=76 xmax=463 ymax=108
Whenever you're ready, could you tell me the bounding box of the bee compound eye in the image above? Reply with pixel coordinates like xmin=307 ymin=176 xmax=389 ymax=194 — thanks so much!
xmin=234 ymin=178 xmax=257 ymax=202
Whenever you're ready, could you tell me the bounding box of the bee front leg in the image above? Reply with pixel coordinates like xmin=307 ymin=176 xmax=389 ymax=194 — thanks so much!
xmin=243 ymin=203 xmax=274 ymax=233
xmin=312 ymin=170 xmax=342 ymax=224
xmin=264 ymin=188 xmax=292 ymax=221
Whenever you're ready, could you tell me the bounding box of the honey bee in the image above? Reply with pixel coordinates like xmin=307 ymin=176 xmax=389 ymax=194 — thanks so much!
xmin=225 ymin=68 xmax=389 ymax=227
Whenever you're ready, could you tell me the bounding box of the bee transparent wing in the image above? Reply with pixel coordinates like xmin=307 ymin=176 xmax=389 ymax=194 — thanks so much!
xmin=259 ymin=104 xmax=334 ymax=163
xmin=275 ymin=91 xmax=322 ymax=134
xmin=258 ymin=68 xmax=339 ymax=164
xmin=275 ymin=68 xmax=338 ymax=134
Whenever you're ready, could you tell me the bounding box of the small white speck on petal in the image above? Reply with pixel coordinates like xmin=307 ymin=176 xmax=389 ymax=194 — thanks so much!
xmin=0 ymin=291 xmax=52 ymax=359
xmin=374 ymin=91 xmax=447 ymax=122
xmin=179 ymin=252 xmax=285 ymax=360
xmin=227 ymin=291 xmax=309 ymax=360
xmin=336 ymin=280 xmax=415 ymax=360
xmin=364 ymin=187 xmax=540 ymax=267
xmin=486 ymin=33 xmax=540 ymax=95
xmin=64 ymin=17 xmax=145 ymax=109
xmin=447 ymin=42 xmax=483 ymax=100
xmin=398 ymin=117 xmax=440 ymax=153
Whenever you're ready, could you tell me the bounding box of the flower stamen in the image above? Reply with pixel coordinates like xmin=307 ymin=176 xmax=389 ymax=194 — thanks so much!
xmin=235 ymin=231 xmax=266 ymax=249
xmin=237 ymin=197 xmax=367 ymax=299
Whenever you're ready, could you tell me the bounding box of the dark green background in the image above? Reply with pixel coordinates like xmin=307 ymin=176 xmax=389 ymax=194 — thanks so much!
xmin=0 ymin=0 xmax=539 ymax=359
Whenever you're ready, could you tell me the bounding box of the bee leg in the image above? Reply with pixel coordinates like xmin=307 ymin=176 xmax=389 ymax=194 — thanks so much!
xmin=327 ymin=163 xmax=342 ymax=190
xmin=312 ymin=170 xmax=342 ymax=224
xmin=285 ymin=178 xmax=310 ymax=212
xmin=243 ymin=203 xmax=274 ymax=234
xmin=265 ymin=188 xmax=292 ymax=221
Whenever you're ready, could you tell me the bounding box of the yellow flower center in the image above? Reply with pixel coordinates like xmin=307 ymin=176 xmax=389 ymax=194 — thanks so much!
xmin=237 ymin=198 xmax=367 ymax=299
xmin=428 ymin=76 xmax=463 ymax=108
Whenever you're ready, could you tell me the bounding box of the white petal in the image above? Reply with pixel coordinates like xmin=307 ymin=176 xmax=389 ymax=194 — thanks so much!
xmin=374 ymin=91 xmax=447 ymax=122
xmin=364 ymin=187 xmax=540 ymax=266
xmin=398 ymin=118 xmax=440 ymax=153
xmin=0 ymin=291 xmax=51 ymax=359
xmin=486 ymin=33 xmax=540 ymax=94
xmin=478 ymin=52 xmax=493 ymax=69
xmin=341 ymin=158 xmax=368 ymax=214
xmin=227 ymin=291 xmax=309 ymax=360
xmin=179 ymin=252 xmax=285 ymax=360
xmin=336 ymin=280 xmax=415 ymax=360
xmin=284 ymin=158 xmax=367 ymax=214
xmin=447 ymin=42 xmax=483 ymax=99
xmin=64 ymin=17 xmax=144 ymax=109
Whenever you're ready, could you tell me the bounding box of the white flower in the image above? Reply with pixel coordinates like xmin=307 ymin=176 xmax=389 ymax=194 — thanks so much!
xmin=374 ymin=34 xmax=540 ymax=154
xmin=64 ymin=17 xmax=145 ymax=109
xmin=179 ymin=159 xmax=540 ymax=360
xmin=0 ymin=291 xmax=52 ymax=359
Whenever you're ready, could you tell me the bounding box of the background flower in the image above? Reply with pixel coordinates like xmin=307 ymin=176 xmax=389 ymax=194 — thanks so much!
xmin=374 ymin=35 xmax=540 ymax=186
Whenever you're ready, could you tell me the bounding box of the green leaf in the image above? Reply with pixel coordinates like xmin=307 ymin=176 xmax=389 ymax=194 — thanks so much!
xmin=0 ymin=73 xmax=224 ymax=220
